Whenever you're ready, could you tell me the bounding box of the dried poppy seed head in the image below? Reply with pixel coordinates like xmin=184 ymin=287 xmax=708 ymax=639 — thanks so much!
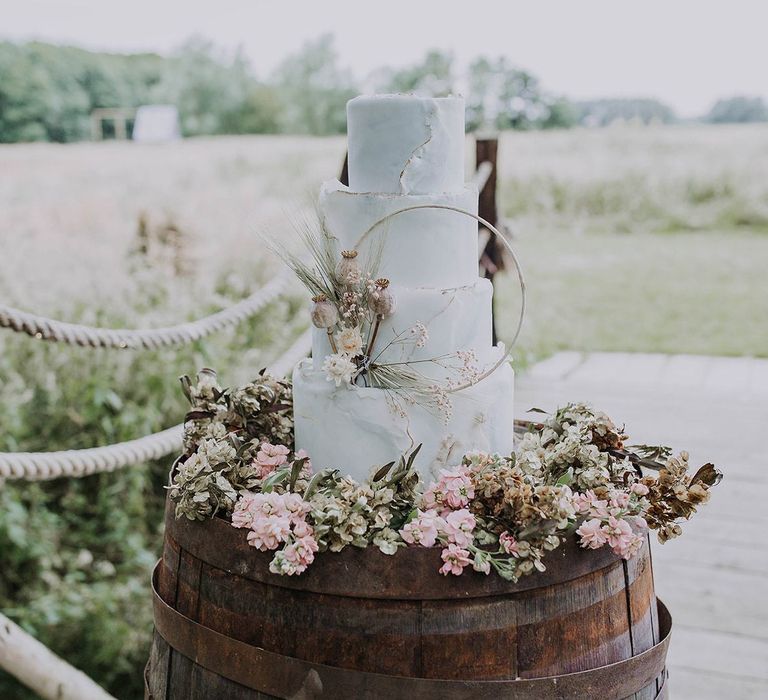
xmin=337 ymin=250 xmax=362 ymax=286
xmin=311 ymin=296 xmax=338 ymax=329
xmin=369 ymin=279 xmax=396 ymax=317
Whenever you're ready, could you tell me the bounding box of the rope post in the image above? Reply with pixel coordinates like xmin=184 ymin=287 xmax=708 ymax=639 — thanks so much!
xmin=0 ymin=612 xmax=115 ymax=700
xmin=339 ymin=151 xmax=349 ymax=187
xmin=476 ymin=136 xmax=501 ymax=345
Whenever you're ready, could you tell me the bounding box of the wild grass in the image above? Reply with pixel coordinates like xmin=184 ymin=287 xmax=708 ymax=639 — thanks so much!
xmin=0 ymin=123 xmax=766 ymax=697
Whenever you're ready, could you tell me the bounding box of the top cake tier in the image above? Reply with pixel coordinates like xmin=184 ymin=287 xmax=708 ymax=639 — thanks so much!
xmin=347 ymin=95 xmax=465 ymax=194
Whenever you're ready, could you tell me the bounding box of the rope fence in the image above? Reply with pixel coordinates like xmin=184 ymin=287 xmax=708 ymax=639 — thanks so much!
xmin=0 ymin=271 xmax=292 ymax=349
xmin=0 ymin=145 xmax=499 ymax=482
xmin=0 ymin=329 xmax=313 ymax=481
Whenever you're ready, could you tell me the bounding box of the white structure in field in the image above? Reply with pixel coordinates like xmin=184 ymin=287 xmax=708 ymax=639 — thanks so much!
xmin=292 ymin=95 xmax=515 ymax=482
xmin=132 ymin=105 xmax=181 ymax=143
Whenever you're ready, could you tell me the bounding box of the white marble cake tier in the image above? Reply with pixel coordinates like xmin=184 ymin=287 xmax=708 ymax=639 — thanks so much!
xmin=311 ymin=279 xmax=494 ymax=379
xmin=346 ymin=95 xmax=465 ymax=194
xmin=292 ymin=93 xmax=515 ymax=478
xmin=293 ymin=357 xmax=515 ymax=483
xmin=319 ymin=180 xmax=479 ymax=288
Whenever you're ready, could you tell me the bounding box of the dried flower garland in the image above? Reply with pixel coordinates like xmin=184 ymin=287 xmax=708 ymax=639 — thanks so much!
xmin=169 ymin=372 xmax=721 ymax=580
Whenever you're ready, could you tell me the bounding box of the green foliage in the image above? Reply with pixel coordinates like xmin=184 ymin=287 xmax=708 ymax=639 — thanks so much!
xmin=575 ymin=98 xmax=677 ymax=126
xmin=160 ymin=38 xmax=275 ymax=137
xmin=0 ymin=233 xmax=306 ymax=697
xmin=0 ymin=41 xmax=166 ymax=143
xmin=0 ymin=37 xmax=583 ymax=143
xmin=466 ymin=56 xmax=577 ymax=132
xmin=706 ymin=95 xmax=768 ymax=124
xmin=377 ymin=49 xmax=455 ymax=96
xmin=0 ymin=37 xmax=286 ymax=142
xmin=271 ymin=34 xmax=357 ymax=136
xmin=219 ymin=85 xmax=282 ymax=134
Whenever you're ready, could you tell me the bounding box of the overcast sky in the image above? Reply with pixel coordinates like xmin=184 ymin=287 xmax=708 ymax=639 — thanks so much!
xmin=2 ymin=0 xmax=767 ymax=117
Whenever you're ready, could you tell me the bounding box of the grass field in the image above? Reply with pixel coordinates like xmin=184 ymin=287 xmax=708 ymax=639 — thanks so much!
xmin=1 ymin=123 xmax=767 ymax=698
xmin=3 ymin=124 xmax=767 ymax=362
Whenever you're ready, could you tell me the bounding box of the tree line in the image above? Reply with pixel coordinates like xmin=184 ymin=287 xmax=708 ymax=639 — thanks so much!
xmin=0 ymin=34 xmax=765 ymax=143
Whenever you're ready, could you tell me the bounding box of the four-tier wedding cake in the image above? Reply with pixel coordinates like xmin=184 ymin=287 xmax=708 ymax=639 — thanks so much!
xmin=292 ymin=94 xmax=515 ymax=482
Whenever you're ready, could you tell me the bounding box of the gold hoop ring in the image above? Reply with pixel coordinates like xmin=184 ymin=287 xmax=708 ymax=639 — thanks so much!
xmin=354 ymin=204 xmax=526 ymax=393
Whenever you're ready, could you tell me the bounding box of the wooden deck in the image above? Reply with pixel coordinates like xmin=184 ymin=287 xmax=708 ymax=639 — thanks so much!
xmin=517 ymin=352 xmax=768 ymax=700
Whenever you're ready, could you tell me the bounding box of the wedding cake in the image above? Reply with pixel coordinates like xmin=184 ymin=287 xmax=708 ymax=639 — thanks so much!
xmin=292 ymin=94 xmax=515 ymax=481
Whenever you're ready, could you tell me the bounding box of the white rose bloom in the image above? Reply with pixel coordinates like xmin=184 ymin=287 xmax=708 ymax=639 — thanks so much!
xmin=322 ymin=353 xmax=357 ymax=387
xmin=336 ymin=327 xmax=364 ymax=356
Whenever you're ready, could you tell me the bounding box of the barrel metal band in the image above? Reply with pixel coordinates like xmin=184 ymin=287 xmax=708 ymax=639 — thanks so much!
xmin=151 ymin=563 xmax=671 ymax=700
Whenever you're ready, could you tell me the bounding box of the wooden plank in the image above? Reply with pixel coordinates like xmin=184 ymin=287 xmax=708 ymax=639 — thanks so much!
xmin=661 ymin=512 xmax=766 ymax=548
xmin=188 ymin=660 xmax=278 ymax=700
xmin=0 ymin=612 xmax=115 ymax=700
xmin=651 ymin=560 xmax=768 ymax=639
xmin=656 ymin=354 xmax=714 ymax=388
xmin=665 ymin=667 xmax=768 ymax=700
xmin=651 ymin=529 xmax=768 ymax=575
xmin=515 ymin=563 xmax=633 ymax=677
xmin=146 ymin=632 xmax=169 ymax=700
xmin=525 ymin=351 xmax=585 ymax=381
xmin=476 ymin=137 xmax=500 ymax=344
xmin=166 ymin=648 xmax=195 ymax=700
xmin=667 ymin=625 xmax=768 ymax=682
xmin=175 ymin=548 xmax=202 ymax=620
xmin=419 ymin=598 xmax=517 ymax=679
xmin=198 ymin=563 xmax=424 ymax=676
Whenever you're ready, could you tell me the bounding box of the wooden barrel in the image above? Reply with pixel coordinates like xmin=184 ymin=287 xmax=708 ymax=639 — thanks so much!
xmin=146 ymin=499 xmax=670 ymax=699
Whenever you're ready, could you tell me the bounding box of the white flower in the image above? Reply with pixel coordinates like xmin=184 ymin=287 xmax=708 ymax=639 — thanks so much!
xmin=409 ymin=321 xmax=429 ymax=348
xmin=322 ymin=353 xmax=357 ymax=387
xmin=336 ymin=327 xmax=364 ymax=356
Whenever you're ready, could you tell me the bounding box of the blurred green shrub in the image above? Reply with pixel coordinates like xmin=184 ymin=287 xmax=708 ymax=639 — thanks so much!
xmin=0 ymin=229 xmax=305 ymax=698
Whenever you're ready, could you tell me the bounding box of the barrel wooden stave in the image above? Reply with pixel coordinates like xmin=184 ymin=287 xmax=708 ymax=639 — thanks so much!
xmin=625 ymin=547 xmax=663 ymax=700
xmin=147 ymin=503 xmax=666 ymax=699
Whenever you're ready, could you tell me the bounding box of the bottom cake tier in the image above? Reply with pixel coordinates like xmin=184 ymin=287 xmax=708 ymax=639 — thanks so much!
xmin=292 ymin=355 xmax=515 ymax=482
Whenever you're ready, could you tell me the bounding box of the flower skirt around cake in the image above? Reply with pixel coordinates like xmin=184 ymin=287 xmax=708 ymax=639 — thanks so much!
xmin=145 ymin=495 xmax=670 ymax=699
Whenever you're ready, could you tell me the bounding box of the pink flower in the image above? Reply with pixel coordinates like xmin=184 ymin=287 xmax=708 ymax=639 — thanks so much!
xmin=443 ymin=509 xmax=476 ymax=547
xmin=589 ymin=498 xmax=609 ymax=519
xmin=615 ymin=534 xmax=644 ymax=559
xmin=576 ymin=518 xmax=609 ymax=549
xmin=254 ymin=442 xmax=290 ymax=478
xmin=438 ymin=465 xmax=474 ymax=510
xmin=292 ymin=519 xmax=314 ymax=538
xmin=284 ymin=534 xmax=319 ymax=570
xmin=631 ymin=482 xmax=649 ymax=496
xmin=231 ymin=492 xmax=259 ymax=529
xmin=247 ymin=515 xmax=292 ymax=551
xmin=400 ymin=509 xmax=441 ymax=547
xmin=282 ymin=492 xmax=312 ymax=524
xmin=422 ymin=486 xmax=440 ymax=511
xmin=572 ymin=491 xmax=595 ymax=515
xmin=609 ymin=492 xmax=631 ymax=512
xmin=628 ymin=515 xmax=649 ymax=535
xmin=499 ymin=531 xmax=519 ymax=556
xmin=294 ymin=449 xmax=313 ymax=476
xmin=439 ymin=544 xmax=472 ymax=576
xmin=602 ymin=516 xmax=635 ymax=555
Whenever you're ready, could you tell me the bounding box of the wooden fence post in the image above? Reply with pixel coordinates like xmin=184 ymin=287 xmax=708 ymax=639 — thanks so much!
xmin=476 ymin=137 xmax=502 ymax=345
xmin=0 ymin=612 xmax=115 ymax=700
